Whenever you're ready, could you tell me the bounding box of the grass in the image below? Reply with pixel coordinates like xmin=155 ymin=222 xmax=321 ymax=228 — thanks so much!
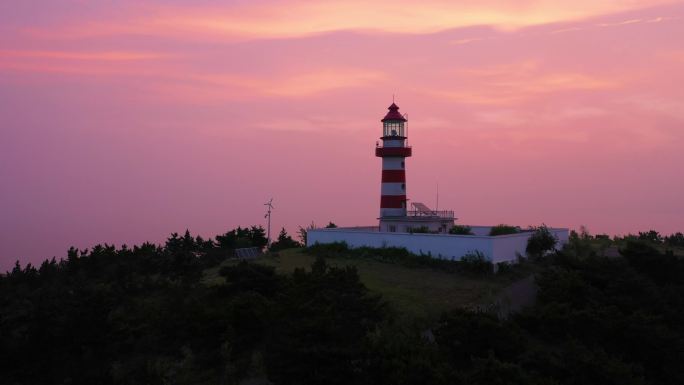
xmin=204 ymin=248 xmax=530 ymax=320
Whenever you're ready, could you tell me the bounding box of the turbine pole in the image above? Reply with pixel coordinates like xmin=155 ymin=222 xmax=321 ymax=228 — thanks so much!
xmin=264 ymin=198 xmax=274 ymax=247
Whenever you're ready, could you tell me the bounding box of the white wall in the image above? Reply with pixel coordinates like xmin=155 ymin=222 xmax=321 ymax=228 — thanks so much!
xmin=381 ymin=158 xmax=404 ymax=169
xmin=381 ymin=182 xmax=405 ymax=195
xmin=307 ymin=227 xmax=569 ymax=264
xmin=382 ymin=139 xmax=405 ymax=148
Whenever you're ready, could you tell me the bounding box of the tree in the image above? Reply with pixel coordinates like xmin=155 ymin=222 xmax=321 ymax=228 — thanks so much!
xmin=664 ymin=232 xmax=684 ymax=247
xmin=298 ymin=222 xmax=317 ymax=246
xmin=325 ymin=222 xmax=338 ymax=228
xmin=638 ymin=230 xmax=663 ymax=243
xmin=263 ymin=259 xmax=385 ymax=385
xmin=248 ymin=225 xmax=268 ymax=248
xmin=565 ymin=227 xmax=597 ymax=258
xmin=215 ymin=226 xmax=268 ymax=250
xmin=526 ymin=225 xmax=558 ymax=259
xmin=269 ymin=228 xmax=301 ymax=252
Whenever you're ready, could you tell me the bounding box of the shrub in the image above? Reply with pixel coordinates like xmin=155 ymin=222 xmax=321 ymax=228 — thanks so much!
xmin=664 ymin=232 xmax=684 ymax=247
xmin=620 ymin=240 xmax=684 ymax=285
xmin=564 ymin=228 xmax=596 ymax=258
xmin=269 ymin=228 xmax=301 ymax=251
xmin=619 ymin=239 xmax=660 ymax=259
xmin=449 ymin=225 xmax=474 ymax=235
xmin=460 ymin=251 xmax=494 ymax=274
xmin=638 ymin=230 xmax=663 ymax=243
xmin=526 ymin=225 xmax=558 ymax=259
xmin=496 ymin=262 xmax=513 ymax=274
xmin=304 ymin=243 xmax=498 ymax=276
xmin=408 ymin=226 xmax=431 ymax=234
xmin=489 ymin=225 xmax=520 ymax=236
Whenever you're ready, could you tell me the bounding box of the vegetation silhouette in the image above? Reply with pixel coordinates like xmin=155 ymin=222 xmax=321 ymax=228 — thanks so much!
xmin=449 ymin=225 xmax=474 ymax=235
xmin=488 ymin=224 xmax=521 ymax=236
xmin=2 ymin=227 xmax=684 ymax=384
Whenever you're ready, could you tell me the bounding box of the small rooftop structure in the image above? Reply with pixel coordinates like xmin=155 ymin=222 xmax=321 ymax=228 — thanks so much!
xmin=409 ymin=202 xmax=455 ymax=220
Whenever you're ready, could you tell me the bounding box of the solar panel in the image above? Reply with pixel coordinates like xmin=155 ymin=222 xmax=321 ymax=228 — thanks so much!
xmin=411 ymin=202 xmax=433 ymax=213
xmin=234 ymin=247 xmax=262 ymax=259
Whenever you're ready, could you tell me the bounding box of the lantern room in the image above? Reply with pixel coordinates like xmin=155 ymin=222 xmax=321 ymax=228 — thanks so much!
xmin=381 ymin=103 xmax=407 ymax=138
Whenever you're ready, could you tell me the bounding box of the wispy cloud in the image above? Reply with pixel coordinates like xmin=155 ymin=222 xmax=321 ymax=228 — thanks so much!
xmin=15 ymin=0 xmax=681 ymax=41
xmin=552 ymin=14 xmax=680 ymax=34
xmin=187 ymin=68 xmax=386 ymax=98
xmin=449 ymin=37 xmax=489 ymax=45
xmin=252 ymin=116 xmax=368 ymax=132
xmin=597 ymin=19 xmax=644 ymax=27
xmin=0 ymin=50 xmax=167 ymax=61
xmin=135 ymin=68 xmax=387 ymax=104
xmin=425 ymin=61 xmax=619 ymax=105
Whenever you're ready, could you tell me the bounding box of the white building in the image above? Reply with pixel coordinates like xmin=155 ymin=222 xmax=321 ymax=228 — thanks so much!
xmin=307 ymin=103 xmax=569 ymax=263
xmin=308 ymin=226 xmax=569 ymax=265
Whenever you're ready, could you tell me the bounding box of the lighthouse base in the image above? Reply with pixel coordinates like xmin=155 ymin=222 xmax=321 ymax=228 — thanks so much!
xmin=306 ymin=225 xmax=569 ymax=265
xmin=379 ymin=216 xmax=455 ymax=234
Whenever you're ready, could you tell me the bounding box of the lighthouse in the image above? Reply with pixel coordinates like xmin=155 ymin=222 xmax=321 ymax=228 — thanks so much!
xmin=306 ymin=101 xmax=569 ymax=262
xmin=375 ymin=102 xmax=454 ymax=233
xmin=376 ymin=103 xmax=411 ymax=219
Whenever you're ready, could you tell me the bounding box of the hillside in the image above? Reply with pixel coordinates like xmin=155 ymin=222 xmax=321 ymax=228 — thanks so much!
xmin=204 ymin=248 xmax=531 ymax=320
xmin=2 ymin=228 xmax=684 ymax=385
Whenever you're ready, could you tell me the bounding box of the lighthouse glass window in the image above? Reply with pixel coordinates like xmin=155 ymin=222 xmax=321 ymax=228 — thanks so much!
xmin=383 ymin=122 xmax=404 ymax=137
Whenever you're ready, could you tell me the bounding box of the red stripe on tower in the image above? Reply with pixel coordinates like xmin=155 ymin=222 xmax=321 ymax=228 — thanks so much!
xmin=381 ymin=170 xmax=406 ymax=183
xmin=380 ymin=195 xmax=407 ymax=208
xmin=375 ymin=147 xmax=412 ymax=157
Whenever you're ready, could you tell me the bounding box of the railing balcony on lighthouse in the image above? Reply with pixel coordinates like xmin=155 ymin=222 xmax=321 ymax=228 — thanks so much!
xmin=407 ymin=210 xmax=455 ymax=219
xmin=375 ymin=145 xmax=412 ymax=157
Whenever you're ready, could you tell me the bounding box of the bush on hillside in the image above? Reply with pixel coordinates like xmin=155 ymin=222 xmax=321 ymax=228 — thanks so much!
xmin=526 ymin=225 xmax=558 ymax=259
xmin=269 ymin=228 xmax=301 ymax=252
xmin=620 ymin=240 xmax=683 ymax=285
xmin=305 ymin=242 xmax=496 ymax=276
xmin=638 ymin=230 xmax=663 ymax=243
xmin=665 ymin=232 xmax=684 ymax=247
xmin=5 ymin=225 xmax=684 ymax=384
xmin=460 ymin=251 xmax=494 ymax=275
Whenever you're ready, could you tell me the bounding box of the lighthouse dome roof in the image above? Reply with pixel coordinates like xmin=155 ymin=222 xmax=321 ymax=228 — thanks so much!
xmin=381 ymin=103 xmax=407 ymax=122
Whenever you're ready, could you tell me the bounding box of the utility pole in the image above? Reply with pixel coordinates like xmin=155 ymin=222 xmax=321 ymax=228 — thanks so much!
xmin=264 ymin=198 xmax=274 ymax=247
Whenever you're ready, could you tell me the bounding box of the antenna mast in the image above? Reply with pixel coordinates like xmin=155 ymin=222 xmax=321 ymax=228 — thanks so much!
xmin=264 ymin=198 xmax=274 ymax=247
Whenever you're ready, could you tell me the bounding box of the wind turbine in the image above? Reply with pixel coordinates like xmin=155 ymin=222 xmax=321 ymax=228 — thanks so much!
xmin=264 ymin=198 xmax=274 ymax=247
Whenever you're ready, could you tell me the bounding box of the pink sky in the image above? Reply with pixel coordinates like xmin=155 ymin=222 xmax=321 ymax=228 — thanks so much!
xmin=1 ymin=1 xmax=683 ymax=270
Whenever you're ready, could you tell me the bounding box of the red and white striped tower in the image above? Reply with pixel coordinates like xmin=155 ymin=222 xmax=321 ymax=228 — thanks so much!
xmin=376 ymin=103 xmax=412 ymax=224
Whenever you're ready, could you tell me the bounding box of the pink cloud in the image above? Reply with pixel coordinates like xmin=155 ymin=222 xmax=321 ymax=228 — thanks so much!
xmin=12 ymin=0 xmax=682 ymax=41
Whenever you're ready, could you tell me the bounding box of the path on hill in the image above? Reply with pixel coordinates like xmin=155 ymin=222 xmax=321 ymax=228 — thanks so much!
xmin=494 ymin=274 xmax=538 ymax=318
